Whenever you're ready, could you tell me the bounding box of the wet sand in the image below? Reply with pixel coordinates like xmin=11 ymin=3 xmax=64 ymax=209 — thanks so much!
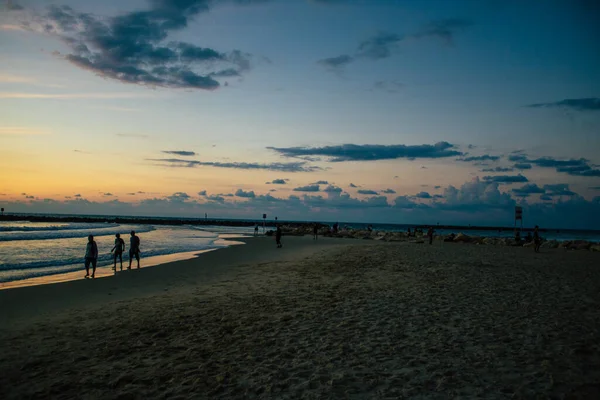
xmin=1 ymin=238 xmax=599 ymax=399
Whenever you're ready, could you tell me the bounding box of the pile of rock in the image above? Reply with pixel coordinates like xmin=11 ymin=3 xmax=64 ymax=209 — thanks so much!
xmin=275 ymin=226 xmax=599 ymax=252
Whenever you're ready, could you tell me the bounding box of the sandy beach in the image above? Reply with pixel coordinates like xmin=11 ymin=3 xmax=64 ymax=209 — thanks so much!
xmin=1 ymin=236 xmax=600 ymax=399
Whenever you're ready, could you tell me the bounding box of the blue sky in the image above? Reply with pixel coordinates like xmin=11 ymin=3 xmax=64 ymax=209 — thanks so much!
xmin=1 ymin=0 xmax=599 ymax=228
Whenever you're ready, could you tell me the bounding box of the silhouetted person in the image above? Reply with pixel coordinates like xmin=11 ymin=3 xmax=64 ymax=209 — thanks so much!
xmin=525 ymin=231 xmax=533 ymax=243
xmin=407 ymin=227 xmax=411 ymax=237
xmin=427 ymin=226 xmax=434 ymax=245
xmin=533 ymin=225 xmax=541 ymax=253
xmin=515 ymin=230 xmax=521 ymax=244
xmin=128 ymin=230 xmax=141 ymax=269
xmin=276 ymin=225 xmax=282 ymax=248
xmin=313 ymin=224 xmax=318 ymax=240
xmin=254 ymin=224 xmax=259 ymax=237
xmin=111 ymin=233 xmax=126 ymax=271
xmin=84 ymin=235 xmax=98 ymax=279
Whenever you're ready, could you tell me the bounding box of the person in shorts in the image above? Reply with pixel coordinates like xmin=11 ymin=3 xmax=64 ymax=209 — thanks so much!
xmin=111 ymin=233 xmax=126 ymax=271
xmin=84 ymin=235 xmax=98 ymax=279
xmin=128 ymin=230 xmax=141 ymax=269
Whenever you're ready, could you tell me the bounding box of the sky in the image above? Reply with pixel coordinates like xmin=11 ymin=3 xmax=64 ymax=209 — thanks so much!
xmin=1 ymin=0 xmax=600 ymax=228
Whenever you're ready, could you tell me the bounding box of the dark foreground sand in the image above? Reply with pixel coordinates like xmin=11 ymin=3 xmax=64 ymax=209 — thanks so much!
xmin=1 ymin=237 xmax=600 ymax=399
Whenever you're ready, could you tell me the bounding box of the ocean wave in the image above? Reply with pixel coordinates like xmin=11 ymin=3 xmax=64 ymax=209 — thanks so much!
xmin=0 ymin=225 xmax=155 ymax=242
xmin=0 ymin=241 xmax=227 ymax=279
xmin=0 ymin=223 xmax=117 ymax=232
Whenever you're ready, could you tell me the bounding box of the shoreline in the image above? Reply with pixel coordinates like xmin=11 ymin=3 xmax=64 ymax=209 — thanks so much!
xmin=0 ymin=236 xmax=351 ymax=327
xmin=0 ymin=237 xmax=245 ymax=290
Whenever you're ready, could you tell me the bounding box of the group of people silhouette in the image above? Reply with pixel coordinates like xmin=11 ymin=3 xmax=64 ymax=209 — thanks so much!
xmin=84 ymin=231 xmax=141 ymax=279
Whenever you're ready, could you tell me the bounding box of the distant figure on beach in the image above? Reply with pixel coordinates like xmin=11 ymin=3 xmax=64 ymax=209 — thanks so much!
xmin=128 ymin=231 xmax=141 ymax=269
xmin=427 ymin=227 xmax=434 ymax=245
xmin=407 ymin=227 xmax=412 ymax=237
xmin=367 ymin=224 xmax=373 ymax=233
xmin=525 ymin=231 xmax=533 ymax=243
xmin=276 ymin=225 xmax=283 ymax=248
xmin=254 ymin=224 xmax=259 ymax=237
xmin=111 ymin=233 xmax=126 ymax=271
xmin=313 ymin=224 xmax=318 ymax=240
xmin=333 ymin=222 xmax=339 ymax=234
xmin=84 ymin=235 xmax=98 ymax=279
xmin=515 ymin=230 xmax=521 ymax=243
xmin=533 ymin=225 xmax=541 ymax=253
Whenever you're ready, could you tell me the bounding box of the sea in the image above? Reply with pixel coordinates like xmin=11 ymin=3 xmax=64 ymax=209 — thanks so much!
xmin=1 ymin=214 xmax=599 ymax=287
xmin=0 ymin=220 xmax=272 ymax=285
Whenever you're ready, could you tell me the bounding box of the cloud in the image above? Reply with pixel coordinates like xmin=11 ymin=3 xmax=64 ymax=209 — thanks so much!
xmin=434 ymin=185 xmax=441 ymax=189
xmin=349 ymin=183 xmax=358 ymax=188
xmin=148 ymin=158 xmax=320 ymax=172
xmin=317 ymin=55 xmax=354 ymax=69
xmin=267 ymin=179 xmax=288 ymax=185
xmin=508 ymin=154 xmax=600 ymax=177
xmin=372 ymin=80 xmax=403 ymax=93
xmin=415 ymin=191 xmax=432 ymax=199
xmin=0 ymin=24 xmax=25 ymax=31
xmin=481 ymin=167 xmax=514 ymax=172
xmin=25 ymin=195 xmax=35 ymax=199
xmin=0 ymin=127 xmax=50 ymax=136
xmin=167 ymin=192 xmax=190 ymax=201
xmin=293 ymin=185 xmax=320 ymax=192
xmin=511 ymin=184 xmax=545 ymax=197
xmin=543 ymin=184 xmax=577 ymax=196
xmin=312 ymin=180 xmax=329 ymax=185
xmin=483 ymin=175 xmax=528 ymax=184
xmin=357 ymin=19 xmax=471 ymax=60
xmin=235 ymin=189 xmax=256 ymax=198
xmin=382 ymin=188 xmax=396 ymax=194
xmin=513 ymin=163 xmax=532 ymax=170
xmin=162 ymin=150 xmax=196 ymax=157
xmin=410 ymin=18 xmax=473 ymax=44
xmin=525 ymin=98 xmax=600 ymax=112
xmin=357 ymin=189 xmax=378 ymax=195
xmin=460 ymin=155 xmax=501 ymax=162
xmin=103 ymin=192 xmax=114 ymax=196
xmin=198 ymin=190 xmax=207 ymax=196
xmin=540 ymin=194 xmax=553 ymax=201
xmin=590 ymin=186 xmax=600 ymax=190
xmin=268 ymin=142 xmax=462 ymax=162
xmin=357 ymin=31 xmax=402 ymax=60
xmin=24 ymin=2 xmax=261 ymax=90
xmin=0 ymin=92 xmax=153 ymax=99
xmin=323 ymin=185 xmax=343 ymax=193
xmin=0 ymin=73 xmax=63 ymax=88
xmin=74 ymin=194 xmax=81 ymax=197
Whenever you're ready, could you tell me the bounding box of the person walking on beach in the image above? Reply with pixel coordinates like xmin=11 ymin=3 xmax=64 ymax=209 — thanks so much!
xmin=313 ymin=223 xmax=318 ymax=240
xmin=533 ymin=225 xmax=541 ymax=253
xmin=276 ymin=225 xmax=283 ymax=248
xmin=128 ymin=230 xmax=141 ymax=269
xmin=84 ymin=235 xmax=98 ymax=279
xmin=427 ymin=226 xmax=434 ymax=245
xmin=254 ymin=224 xmax=259 ymax=237
xmin=111 ymin=233 xmax=126 ymax=271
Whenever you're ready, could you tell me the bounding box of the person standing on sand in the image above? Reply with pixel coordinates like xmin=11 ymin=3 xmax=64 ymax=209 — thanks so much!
xmin=111 ymin=233 xmax=126 ymax=271
xmin=254 ymin=224 xmax=259 ymax=237
xmin=128 ymin=230 xmax=141 ymax=269
xmin=84 ymin=235 xmax=98 ymax=279
xmin=533 ymin=225 xmax=541 ymax=253
xmin=313 ymin=223 xmax=318 ymax=240
xmin=427 ymin=226 xmax=434 ymax=245
xmin=276 ymin=225 xmax=283 ymax=248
